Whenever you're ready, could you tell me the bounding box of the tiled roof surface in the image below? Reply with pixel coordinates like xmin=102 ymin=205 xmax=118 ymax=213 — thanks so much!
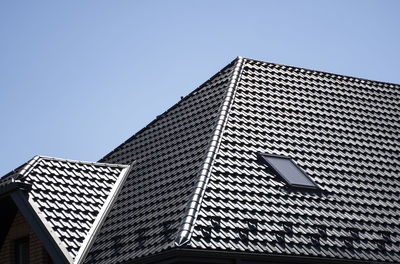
xmin=86 ymin=57 xmax=400 ymax=263
xmin=2 ymin=156 xmax=129 ymax=262
xmin=189 ymin=58 xmax=400 ymax=262
xmin=85 ymin=60 xmax=237 ymax=263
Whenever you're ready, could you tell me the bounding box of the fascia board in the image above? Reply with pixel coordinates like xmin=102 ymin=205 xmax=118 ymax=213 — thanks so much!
xmin=0 ymin=182 xmax=31 ymax=198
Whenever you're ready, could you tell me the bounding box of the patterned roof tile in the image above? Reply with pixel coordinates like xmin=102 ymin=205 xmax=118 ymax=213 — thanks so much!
xmin=83 ymin=57 xmax=400 ymax=263
xmin=1 ymin=156 xmax=129 ymax=263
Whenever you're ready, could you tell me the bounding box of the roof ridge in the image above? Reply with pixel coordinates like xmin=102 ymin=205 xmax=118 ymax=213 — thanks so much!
xmin=37 ymin=155 xmax=129 ymax=168
xmin=174 ymin=56 xmax=245 ymax=246
xmin=99 ymin=57 xmax=240 ymax=163
xmin=18 ymin=155 xmax=41 ymax=179
xmin=242 ymin=56 xmax=400 ymax=87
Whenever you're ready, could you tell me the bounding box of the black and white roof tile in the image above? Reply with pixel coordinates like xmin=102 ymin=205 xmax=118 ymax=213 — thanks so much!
xmin=4 ymin=156 xmax=129 ymax=263
xmin=189 ymin=58 xmax=400 ymax=262
xmin=84 ymin=60 xmax=237 ymax=263
xmin=84 ymin=57 xmax=400 ymax=263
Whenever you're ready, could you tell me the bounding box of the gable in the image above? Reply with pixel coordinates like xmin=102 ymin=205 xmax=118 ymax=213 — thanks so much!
xmin=0 ymin=156 xmax=130 ymax=264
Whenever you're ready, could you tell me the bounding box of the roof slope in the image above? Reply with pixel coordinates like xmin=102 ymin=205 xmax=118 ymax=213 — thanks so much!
xmin=189 ymin=58 xmax=400 ymax=262
xmin=1 ymin=156 xmax=129 ymax=263
xmin=85 ymin=59 xmax=239 ymax=263
xmin=86 ymin=57 xmax=400 ymax=263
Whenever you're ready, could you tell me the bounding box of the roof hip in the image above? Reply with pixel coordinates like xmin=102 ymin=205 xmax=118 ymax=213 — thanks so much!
xmin=175 ymin=56 xmax=245 ymax=246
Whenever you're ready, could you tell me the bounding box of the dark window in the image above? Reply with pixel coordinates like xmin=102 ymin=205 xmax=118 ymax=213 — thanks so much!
xmin=260 ymin=153 xmax=317 ymax=189
xmin=15 ymin=237 xmax=29 ymax=264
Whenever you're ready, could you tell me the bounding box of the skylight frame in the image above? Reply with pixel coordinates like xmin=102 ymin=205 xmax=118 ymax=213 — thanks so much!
xmin=258 ymin=153 xmax=318 ymax=190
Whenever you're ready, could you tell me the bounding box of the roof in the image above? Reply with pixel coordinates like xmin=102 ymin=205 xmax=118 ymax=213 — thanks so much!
xmin=86 ymin=59 xmax=238 ymax=263
xmin=189 ymin=58 xmax=400 ymax=262
xmin=84 ymin=57 xmax=400 ymax=263
xmin=0 ymin=155 xmax=130 ymax=263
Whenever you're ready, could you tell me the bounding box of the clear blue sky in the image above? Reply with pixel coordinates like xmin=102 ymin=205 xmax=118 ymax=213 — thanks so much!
xmin=1 ymin=0 xmax=399 ymax=175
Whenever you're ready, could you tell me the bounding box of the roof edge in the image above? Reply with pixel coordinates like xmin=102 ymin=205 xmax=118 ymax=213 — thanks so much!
xmin=37 ymin=155 xmax=130 ymax=168
xmin=27 ymin=193 xmax=74 ymax=263
xmin=11 ymin=190 xmax=71 ymax=264
xmin=242 ymin=56 xmax=400 ymax=87
xmin=123 ymin=247 xmax=399 ymax=264
xmin=99 ymin=57 xmax=241 ymax=163
xmin=19 ymin=155 xmax=41 ymax=178
xmin=174 ymin=57 xmax=245 ymax=246
xmin=75 ymin=162 xmax=134 ymax=264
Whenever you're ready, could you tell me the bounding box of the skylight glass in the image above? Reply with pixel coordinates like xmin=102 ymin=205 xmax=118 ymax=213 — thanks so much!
xmin=260 ymin=154 xmax=317 ymax=189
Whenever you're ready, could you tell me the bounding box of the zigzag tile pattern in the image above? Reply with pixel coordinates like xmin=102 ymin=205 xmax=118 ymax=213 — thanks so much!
xmin=190 ymin=59 xmax=400 ymax=262
xmin=85 ymin=61 xmax=236 ymax=263
xmin=18 ymin=156 xmax=127 ymax=260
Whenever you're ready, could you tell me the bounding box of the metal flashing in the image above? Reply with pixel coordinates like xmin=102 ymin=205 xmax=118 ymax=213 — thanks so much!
xmin=33 ymin=155 xmax=129 ymax=169
xmin=17 ymin=155 xmax=41 ymax=179
xmin=175 ymin=56 xmax=245 ymax=246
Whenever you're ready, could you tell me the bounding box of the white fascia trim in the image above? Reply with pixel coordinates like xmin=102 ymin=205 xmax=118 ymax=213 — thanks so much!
xmin=74 ymin=164 xmax=133 ymax=264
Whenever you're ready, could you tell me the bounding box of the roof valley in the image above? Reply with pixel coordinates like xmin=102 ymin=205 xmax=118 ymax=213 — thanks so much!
xmin=175 ymin=56 xmax=246 ymax=246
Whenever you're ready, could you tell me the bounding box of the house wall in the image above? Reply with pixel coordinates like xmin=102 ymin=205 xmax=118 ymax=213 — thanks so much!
xmin=0 ymin=210 xmax=50 ymax=264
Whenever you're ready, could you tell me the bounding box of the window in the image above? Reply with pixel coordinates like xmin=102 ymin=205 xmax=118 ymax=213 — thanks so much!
xmin=259 ymin=153 xmax=318 ymax=189
xmin=15 ymin=237 xmax=29 ymax=264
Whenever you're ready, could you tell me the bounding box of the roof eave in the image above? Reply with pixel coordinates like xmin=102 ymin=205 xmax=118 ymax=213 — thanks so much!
xmin=0 ymin=182 xmax=31 ymax=198
xmin=123 ymin=248 xmax=400 ymax=264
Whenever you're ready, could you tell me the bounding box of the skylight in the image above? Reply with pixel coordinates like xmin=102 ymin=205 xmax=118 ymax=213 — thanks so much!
xmin=260 ymin=153 xmax=317 ymax=189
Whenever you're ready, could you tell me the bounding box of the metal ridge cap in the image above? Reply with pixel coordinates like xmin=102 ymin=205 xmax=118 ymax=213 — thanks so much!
xmin=75 ymin=161 xmax=134 ymax=264
xmin=37 ymin=155 xmax=130 ymax=168
xmin=174 ymin=57 xmax=245 ymax=246
xmin=18 ymin=155 xmax=41 ymax=178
